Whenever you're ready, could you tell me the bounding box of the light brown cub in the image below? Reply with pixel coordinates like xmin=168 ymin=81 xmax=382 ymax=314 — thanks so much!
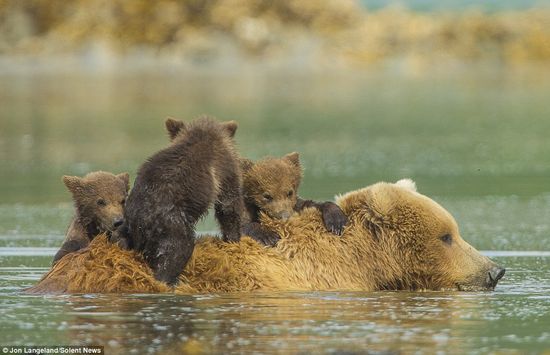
xmin=53 ymin=171 xmax=129 ymax=264
xmin=241 ymin=152 xmax=348 ymax=246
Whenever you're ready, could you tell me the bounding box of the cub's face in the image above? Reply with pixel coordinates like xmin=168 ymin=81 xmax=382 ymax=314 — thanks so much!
xmin=242 ymin=153 xmax=303 ymax=220
xmin=63 ymin=171 xmax=130 ymax=233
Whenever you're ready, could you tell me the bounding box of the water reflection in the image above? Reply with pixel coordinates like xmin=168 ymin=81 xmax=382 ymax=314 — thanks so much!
xmin=58 ymin=291 xmax=487 ymax=354
xmin=1 ymin=256 xmax=548 ymax=353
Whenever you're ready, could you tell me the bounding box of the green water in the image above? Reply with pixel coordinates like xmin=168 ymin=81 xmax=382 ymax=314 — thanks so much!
xmin=1 ymin=66 xmax=550 ymax=353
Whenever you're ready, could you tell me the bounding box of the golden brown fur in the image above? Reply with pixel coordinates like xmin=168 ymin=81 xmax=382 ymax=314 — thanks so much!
xmin=27 ymin=180 xmax=504 ymax=294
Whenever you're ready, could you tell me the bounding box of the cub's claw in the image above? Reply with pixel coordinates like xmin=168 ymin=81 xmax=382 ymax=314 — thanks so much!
xmin=109 ymin=228 xmax=130 ymax=250
xmin=321 ymin=203 xmax=348 ymax=236
xmin=255 ymin=231 xmax=281 ymax=247
xmin=242 ymin=222 xmax=281 ymax=247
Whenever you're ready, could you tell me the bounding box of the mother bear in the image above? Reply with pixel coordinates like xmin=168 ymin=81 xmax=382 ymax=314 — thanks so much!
xmin=27 ymin=180 xmax=505 ymax=294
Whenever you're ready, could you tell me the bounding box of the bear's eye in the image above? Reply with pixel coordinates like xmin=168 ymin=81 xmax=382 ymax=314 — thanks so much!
xmin=263 ymin=193 xmax=273 ymax=201
xmin=287 ymin=190 xmax=293 ymax=197
xmin=120 ymin=198 xmax=126 ymax=206
xmin=97 ymin=198 xmax=106 ymax=207
xmin=440 ymin=234 xmax=452 ymax=245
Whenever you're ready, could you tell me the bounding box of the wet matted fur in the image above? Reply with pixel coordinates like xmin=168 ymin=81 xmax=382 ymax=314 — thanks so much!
xmin=27 ymin=181 xmax=504 ymax=294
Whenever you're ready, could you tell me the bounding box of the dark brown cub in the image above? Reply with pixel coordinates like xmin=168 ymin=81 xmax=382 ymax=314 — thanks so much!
xmin=113 ymin=116 xmax=243 ymax=286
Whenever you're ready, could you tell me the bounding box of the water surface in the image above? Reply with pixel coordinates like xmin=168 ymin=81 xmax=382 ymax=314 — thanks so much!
xmin=1 ymin=66 xmax=549 ymax=353
xmin=1 ymin=251 xmax=549 ymax=354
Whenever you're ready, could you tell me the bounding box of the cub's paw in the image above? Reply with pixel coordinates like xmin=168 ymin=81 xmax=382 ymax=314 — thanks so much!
xmin=222 ymin=231 xmax=242 ymax=243
xmin=321 ymin=203 xmax=348 ymax=236
xmin=253 ymin=230 xmax=281 ymax=247
xmin=109 ymin=230 xmax=130 ymax=250
xmin=242 ymin=222 xmax=281 ymax=247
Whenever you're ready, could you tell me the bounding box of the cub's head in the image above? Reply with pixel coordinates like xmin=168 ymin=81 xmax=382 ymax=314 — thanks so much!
xmin=63 ymin=171 xmax=130 ymax=234
xmin=165 ymin=116 xmax=238 ymax=142
xmin=338 ymin=179 xmax=505 ymax=291
xmin=242 ymin=152 xmax=302 ymax=220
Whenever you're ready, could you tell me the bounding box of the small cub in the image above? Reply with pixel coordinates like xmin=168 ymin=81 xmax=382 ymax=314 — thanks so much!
xmin=241 ymin=152 xmax=348 ymax=246
xmin=113 ymin=116 xmax=243 ymax=286
xmin=53 ymin=171 xmax=129 ymax=264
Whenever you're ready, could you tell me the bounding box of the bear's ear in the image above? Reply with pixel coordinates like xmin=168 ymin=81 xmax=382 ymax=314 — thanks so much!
xmin=284 ymin=152 xmax=300 ymax=168
xmin=62 ymin=175 xmax=83 ymax=194
xmin=221 ymin=120 xmax=238 ymax=138
xmin=395 ymin=178 xmax=417 ymax=192
xmin=337 ymin=183 xmax=396 ymax=228
xmin=240 ymin=158 xmax=254 ymax=173
xmin=116 ymin=172 xmax=130 ymax=192
xmin=165 ymin=117 xmax=186 ymax=141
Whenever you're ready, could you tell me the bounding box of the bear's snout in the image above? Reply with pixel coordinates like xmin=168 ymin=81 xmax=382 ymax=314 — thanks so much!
xmin=276 ymin=211 xmax=291 ymax=220
xmin=486 ymin=266 xmax=506 ymax=287
xmin=113 ymin=217 xmax=124 ymax=228
xmin=267 ymin=209 xmax=292 ymax=221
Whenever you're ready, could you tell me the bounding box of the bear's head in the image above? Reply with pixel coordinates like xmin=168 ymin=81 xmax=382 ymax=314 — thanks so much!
xmin=165 ymin=117 xmax=238 ymax=143
xmin=241 ymin=152 xmax=302 ymax=220
xmin=63 ymin=171 xmax=130 ymax=236
xmin=338 ymin=179 xmax=505 ymax=291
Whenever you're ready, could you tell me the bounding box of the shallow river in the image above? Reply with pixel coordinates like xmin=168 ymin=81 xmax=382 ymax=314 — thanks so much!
xmin=0 ymin=65 xmax=549 ymax=353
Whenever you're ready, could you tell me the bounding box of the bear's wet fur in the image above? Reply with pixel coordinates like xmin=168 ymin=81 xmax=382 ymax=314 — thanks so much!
xmin=113 ymin=116 xmax=243 ymax=286
xmin=53 ymin=171 xmax=129 ymax=264
xmin=240 ymin=152 xmax=348 ymax=246
xmin=26 ymin=180 xmax=505 ymax=294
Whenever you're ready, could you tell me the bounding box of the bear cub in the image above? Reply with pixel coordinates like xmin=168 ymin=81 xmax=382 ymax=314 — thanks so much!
xmin=241 ymin=152 xmax=348 ymax=246
xmin=113 ymin=116 xmax=243 ymax=286
xmin=53 ymin=171 xmax=130 ymax=264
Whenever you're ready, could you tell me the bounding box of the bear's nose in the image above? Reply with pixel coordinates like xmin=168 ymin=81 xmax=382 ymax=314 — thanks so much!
xmin=113 ymin=217 xmax=124 ymax=228
xmin=278 ymin=211 xmax=291 ymax=221
xmin=488 ymin=266 xmax=506 ymax=283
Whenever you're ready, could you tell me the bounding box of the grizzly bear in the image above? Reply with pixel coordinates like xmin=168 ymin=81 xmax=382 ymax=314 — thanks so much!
xmin=111 ymin=116 xmax=243 ymax=286
xmin=28 ymin=179 xmax=505 ymax=294
xmin=240 ymin=152 xmax=348 ymax=246
xmin=53 ymin=171 xmax=129 ymax=264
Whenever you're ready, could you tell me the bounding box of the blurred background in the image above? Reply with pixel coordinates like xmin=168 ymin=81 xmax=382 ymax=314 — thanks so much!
xmin=0 ymin=0 xmax=549 ymax=249
xmin=1 ymin=3 xmax=550 ymax=353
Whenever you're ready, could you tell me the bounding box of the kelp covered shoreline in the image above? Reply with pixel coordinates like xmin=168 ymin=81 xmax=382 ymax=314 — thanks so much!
xmin=0 ymin=0 xmax=549 ymax=69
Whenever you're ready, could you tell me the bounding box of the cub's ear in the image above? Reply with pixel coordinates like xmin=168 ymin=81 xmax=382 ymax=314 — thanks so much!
xmin=240 ymin=158 xmax=254 ymax=173
xmin=62 ymin=175 xmax=82 ymax=194
xmin=221 ymin=120 xmax=238 ymax=138
xmin=117 ymin=172 xmax=130 ymax=192
xmin=165 ymin=117 xmax=186 ymax=141
xmin=284 ymin=152 xmax=300 ymax=168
